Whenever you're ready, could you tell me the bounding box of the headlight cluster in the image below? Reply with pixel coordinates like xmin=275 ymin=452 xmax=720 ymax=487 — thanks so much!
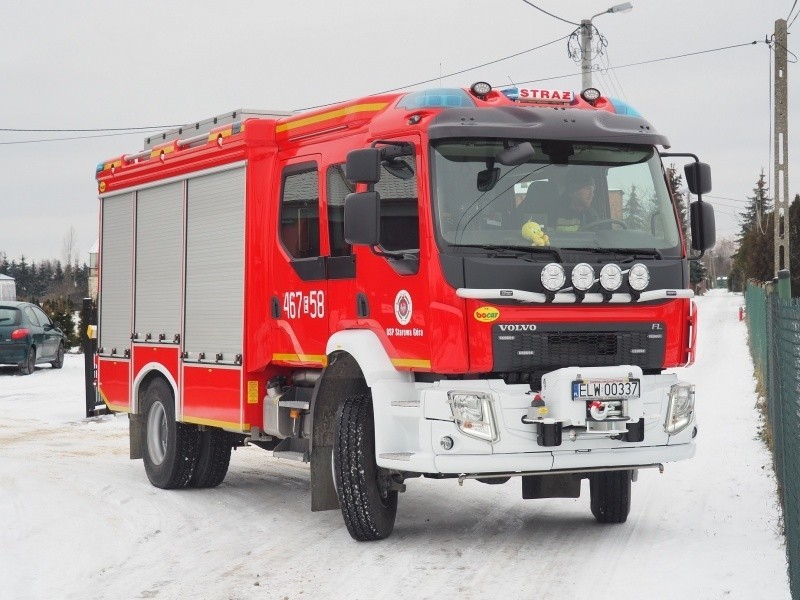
xmin=665 ymin=382 xmax=695 ymax=434
xmin=447 ymin=391 xmax=499 ymax=443
xmin=540 ymin=263 xmax=650 ymax=293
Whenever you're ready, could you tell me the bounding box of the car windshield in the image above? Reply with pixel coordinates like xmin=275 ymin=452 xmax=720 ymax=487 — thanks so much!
xmin=431 ymin=139 xmax=682 ymax=255
xmin=0 ymin=307 xmax=21 ymax=325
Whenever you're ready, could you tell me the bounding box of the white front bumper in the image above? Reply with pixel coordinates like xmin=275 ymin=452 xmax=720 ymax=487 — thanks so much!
xmin=370 ymin=366 xmax=696 ymax=474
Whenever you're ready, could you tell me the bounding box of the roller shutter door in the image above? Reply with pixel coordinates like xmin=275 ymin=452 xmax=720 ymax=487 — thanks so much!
xmin=99 ymin=193 xmax=134 ymax=356
xmin=184 ymin=167 xmax=246 ymax=361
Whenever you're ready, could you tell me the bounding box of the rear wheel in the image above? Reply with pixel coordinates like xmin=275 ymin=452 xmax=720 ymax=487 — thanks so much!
xmin=18 ymin=347 xmax=35 ymax=375
xmin=589 ymin=470 xmax=632 ymax=523
xmin=333 ymin=394 xmax=397 ymax=541
xmin=142 ymin=378 xmax=199 ymax=489
xmin=51 ymin=344 xmax=65 ymax=369
xmin=190 ymin=428 xmax=233 ymax=488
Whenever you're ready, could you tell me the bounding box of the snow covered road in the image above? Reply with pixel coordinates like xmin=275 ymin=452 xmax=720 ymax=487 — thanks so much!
xmin=0 ymin=290 xmax=790 ymax=599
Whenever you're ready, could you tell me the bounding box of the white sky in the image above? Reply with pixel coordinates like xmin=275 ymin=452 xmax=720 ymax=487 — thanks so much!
xmin=0 ymin=0 xmax=795 ymax=262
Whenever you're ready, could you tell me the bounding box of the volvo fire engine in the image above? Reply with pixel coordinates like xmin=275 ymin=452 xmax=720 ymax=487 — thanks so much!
xmin=93 ymin=82 xmax=715 ymax=540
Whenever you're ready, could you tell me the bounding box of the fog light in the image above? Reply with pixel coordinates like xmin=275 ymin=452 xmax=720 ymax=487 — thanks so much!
xmin=447 ymin=391 xmax=499 ymax=443
xmin=571 ymin=263 xmax=595 ymax=291
xmin=541 ymin=263 xmax=566 ymax=292
xmin=440 ymin=436 xmax=454 ymax=451
xmin=629 ymin=263 xmax=650 ymax=291
xmin=470 ymin=81 xmax=492 ymax=98
xmin=665 ymin=382 xmax=695 ymax=434
xmin=600 ymin=264 xmax=623 ymax=291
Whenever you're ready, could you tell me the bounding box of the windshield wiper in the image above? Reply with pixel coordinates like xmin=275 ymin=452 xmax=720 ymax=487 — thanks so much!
xmin=562 ymin=247 xmax=664 ymax=261
xmin=453 ymin=244 xmax=563 ymax=262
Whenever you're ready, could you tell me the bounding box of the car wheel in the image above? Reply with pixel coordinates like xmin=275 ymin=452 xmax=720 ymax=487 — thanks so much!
xmin=142 ymin=378 xmax=199 ymax=489
xmin=18 ymin=347 xmax=35 ymax=376
xmin=333 ymin=394 xmax=397 ymax=541
xmin=51 ymin=344 xmax=65 ymax=369
xmin=189 ymin=428 xmax=233 ymax=488
xmin=589 ymin=470 xmax=632 ymax=523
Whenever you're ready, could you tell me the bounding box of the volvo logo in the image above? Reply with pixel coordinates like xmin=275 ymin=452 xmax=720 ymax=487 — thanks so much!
xmin=498 ymin=324 xmax=537 ymax=332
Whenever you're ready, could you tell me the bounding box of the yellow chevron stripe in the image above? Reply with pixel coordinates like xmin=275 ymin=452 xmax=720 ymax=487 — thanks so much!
xmin=276 ymin=102 xmax=388 ymax=133
xmin=272 ymin=353 xmax=328 ymax=366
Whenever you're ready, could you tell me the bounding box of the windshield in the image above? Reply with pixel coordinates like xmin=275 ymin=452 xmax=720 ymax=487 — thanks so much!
xmin=431 ymin=139 xmax=681 ymax=255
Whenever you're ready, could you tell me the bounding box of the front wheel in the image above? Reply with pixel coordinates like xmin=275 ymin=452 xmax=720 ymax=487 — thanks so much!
xmin=142 ymin=378 xmax=199 ymax=489
xmin=333 ymin=394 xmax=397 ymax=541
xmin=589 ymin=470 xmax=632 ymax=523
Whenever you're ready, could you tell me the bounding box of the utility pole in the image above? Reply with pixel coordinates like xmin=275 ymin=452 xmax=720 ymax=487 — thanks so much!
xmin=580 ymin=3 xmax=633 ymax=90
xmin=774 ymin=18 xmax=791 ymax=276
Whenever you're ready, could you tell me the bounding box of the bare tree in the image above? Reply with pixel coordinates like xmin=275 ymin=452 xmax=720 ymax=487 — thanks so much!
xmin=62 ymin=226 xmax=77 ymax=269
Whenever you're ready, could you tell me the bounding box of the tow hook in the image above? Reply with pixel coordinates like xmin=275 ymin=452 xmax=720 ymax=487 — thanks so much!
xmin=589 ymin=400 xmax=608 ymax=420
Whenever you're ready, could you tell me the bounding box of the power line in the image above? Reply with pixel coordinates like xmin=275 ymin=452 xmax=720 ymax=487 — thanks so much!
xmin=0 ymin=129 xmax=167 ymax=146
xmin=516 ymin=40 xmax=760 ymax=85
xmin=519 ymin=0 xmax=579 ymax=26
xmin=0 ymin=125 xmax=183 ymax=133
xmin=299 ymin=34 xmax=571 ymax=110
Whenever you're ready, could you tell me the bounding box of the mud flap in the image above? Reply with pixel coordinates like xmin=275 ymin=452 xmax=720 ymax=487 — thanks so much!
xmin=310 ymin=444 xmax=339 ymax=511
xmin=129 ymin=413 xmax=143 ymax=460
xmin=522 ymin=473 xmax=582 ymax=499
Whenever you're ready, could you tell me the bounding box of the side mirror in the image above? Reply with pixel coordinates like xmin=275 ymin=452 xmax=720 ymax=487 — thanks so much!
xmin=684 ymin=162 xmax=712 ymax=195
xmin=346 ymin=149 xmax=382 ymax=184
xmin=344 ymin=191 xmax=381 ymax=246
xmin=690 ymin=201 xmax=716 ymax=251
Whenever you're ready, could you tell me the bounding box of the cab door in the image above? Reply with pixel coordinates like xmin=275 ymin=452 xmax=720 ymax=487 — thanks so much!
xmin=269 ymin=156 xmax=329 ymax=368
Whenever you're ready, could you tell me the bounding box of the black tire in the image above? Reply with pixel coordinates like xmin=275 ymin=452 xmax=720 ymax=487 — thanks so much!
xmin=479 ymin=476 xmax=511 ymax=485
xmin=590 ymin=470 xmax=632 ymax=523
xmin=142 ymin=378 xmax=199 ymax=489
xmin=18 ymin=347 xmax=35 ymax=375
xmin=51 ymin=344 xmax=65 ymax=369
xmin=190 ymin=428 xmax=232 ymax=488
xmin=334 ymin=394 xmax=397 ymax=541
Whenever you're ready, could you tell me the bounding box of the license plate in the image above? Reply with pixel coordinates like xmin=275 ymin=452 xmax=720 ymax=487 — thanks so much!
xmin=572 ymin=379 xmax=640 ymax=400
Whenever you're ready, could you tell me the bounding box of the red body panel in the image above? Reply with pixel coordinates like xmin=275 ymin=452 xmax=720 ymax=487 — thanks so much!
xmin=132 ymin=344 xmax=180 ymax=388
xmin=182 ymin=365 xmax=243 ymax=429
xmin=97 ymin=358 xmax=130 ymax=412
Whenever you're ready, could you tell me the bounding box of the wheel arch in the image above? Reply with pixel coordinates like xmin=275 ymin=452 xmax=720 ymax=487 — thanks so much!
xmin=132 ymin=363 xmax=178 ymax=415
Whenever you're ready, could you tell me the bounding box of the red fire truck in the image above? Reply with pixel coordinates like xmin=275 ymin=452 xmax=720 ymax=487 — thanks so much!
xmin=94 ymin=82 xmax=715 ymax=541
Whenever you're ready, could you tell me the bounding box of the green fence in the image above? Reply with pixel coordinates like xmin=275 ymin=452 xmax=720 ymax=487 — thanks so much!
xmin=746 ymin=280 xmax=800 ymax=598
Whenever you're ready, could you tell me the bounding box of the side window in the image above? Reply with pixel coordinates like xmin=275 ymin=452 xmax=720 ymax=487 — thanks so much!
xmin=32 ymin=307 xmax=51 ymax=327
xmin=375 ymin=155 xmax=419 ymax=252
xmin=24 ymin=307 xmax=41 ymax=326
xmin=326 ymin=164 xmax=354 ymax=257
xmin=280 ymin=164 xmax=320 ymax=259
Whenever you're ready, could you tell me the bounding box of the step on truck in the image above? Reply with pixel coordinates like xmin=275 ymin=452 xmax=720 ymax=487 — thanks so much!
xmin=93 ymin=82 xmax=715 ymax=540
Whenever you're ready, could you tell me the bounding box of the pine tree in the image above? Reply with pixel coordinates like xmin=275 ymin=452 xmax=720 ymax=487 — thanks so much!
xmin=623 ymin=184 xmax=647 ymax=231
xmin=666 ymin=164 xmax=688 ymax=242
xmin=732 ymin=171 xmax=774 ymax=284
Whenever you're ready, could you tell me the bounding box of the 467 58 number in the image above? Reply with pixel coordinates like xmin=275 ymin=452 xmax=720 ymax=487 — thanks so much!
xmin=283 ymin=290 xmax=325 ymax=319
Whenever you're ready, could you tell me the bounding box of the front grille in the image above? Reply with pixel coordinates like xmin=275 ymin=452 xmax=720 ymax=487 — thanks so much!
xmin=492 ymin=322 xmax=665 ymax=372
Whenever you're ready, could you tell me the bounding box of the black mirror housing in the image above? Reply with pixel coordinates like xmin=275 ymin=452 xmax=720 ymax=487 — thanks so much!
xmin=344 ymin=191 xmax=381 ymax=246
xmin=690 ymin=200 xmax=716 ymax=251
xmin=346 ymin=149 xmax=382 ymax=184
xmin=684 ymin=162 xmax=712 ymax=195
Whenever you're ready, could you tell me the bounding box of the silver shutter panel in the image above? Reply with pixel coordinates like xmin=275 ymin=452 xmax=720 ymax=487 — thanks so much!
xmin=99 ymin=193 xmax=134 ymax=355
xmin=184 ymin=167 xmax=246 ymax=360
xmin=135 ymin=182 xmax=183 ymax=341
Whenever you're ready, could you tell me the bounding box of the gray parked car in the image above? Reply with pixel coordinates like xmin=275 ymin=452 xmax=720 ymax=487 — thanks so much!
xmin=0 ymin=301 xmax=66 ymax=375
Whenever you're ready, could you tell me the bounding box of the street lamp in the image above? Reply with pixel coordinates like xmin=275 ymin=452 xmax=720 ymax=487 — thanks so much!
xmin=581 ymin=2 xmax=633 ymax=90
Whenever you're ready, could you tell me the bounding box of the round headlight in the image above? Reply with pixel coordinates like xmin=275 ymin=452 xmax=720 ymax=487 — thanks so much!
xmin=628 ymin=263 xmax=650 ymax=291
xmin=571 ymin=263 xmax=595 ymax=291
xmin=470 ymin=81 xmax=492 ymax=97
xmin=541 ymin=263 xmax=566 ymax=292
xmin=581 ymin=87 xmax=601 ymax=103
xmin=599 ymin=264 xmax=623 ymax=291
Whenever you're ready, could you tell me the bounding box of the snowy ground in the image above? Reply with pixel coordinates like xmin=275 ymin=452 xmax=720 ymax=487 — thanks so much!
xmin=0 ymin=290 xmax=790 ymax=600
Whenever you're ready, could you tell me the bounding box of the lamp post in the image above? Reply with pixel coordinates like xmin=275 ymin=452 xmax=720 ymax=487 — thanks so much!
xmin=581 ymin=2 xmax=633 ymax=90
